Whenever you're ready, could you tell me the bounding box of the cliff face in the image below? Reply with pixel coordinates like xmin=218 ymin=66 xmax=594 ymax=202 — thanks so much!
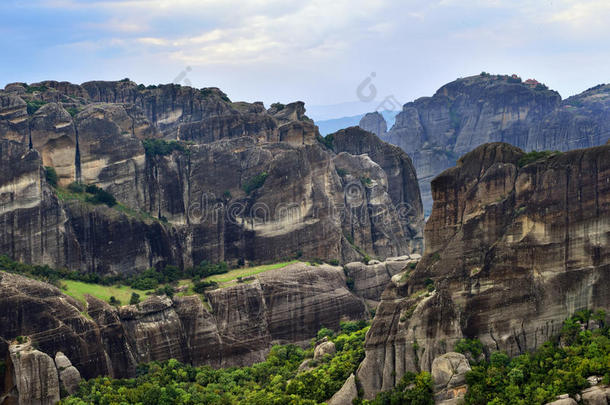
xmin=356 ymin=142 xmax=610 ymax=398
xmin=0 ymin=80 xmax=423 ymax=273
xmin=332 ymin=127 xmax=424 ymax=252
xmin=0 ymin=262 xmax=366 ymax=378
xmin=364 ymin=75 xmax=610 ymax=211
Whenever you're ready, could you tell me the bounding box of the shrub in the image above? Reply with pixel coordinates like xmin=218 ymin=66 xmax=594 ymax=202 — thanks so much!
xmin=65 ymin=106 xmax=79 ymax=117
xmin=142 ymin=139 xmax=186 ymax=157
xmin=129 ymin=292 xmax=141 ymax=305
xmin=454 ymin=338 xmax=484 ymax=360
xmin=345 ymin=277 xmax=354 ymax=290
xmin=108 ymin=296 xmax=121 ymax=306
xmin=44 ymin=167 xmax=58 ymax=187
xmin=318 ymin=133 xmax=334 ymax=150
xmin=130 ymin=277 xmax=158 ymax=290
xmin=360 ymin=176 xmax=372 ymax=186
xmin=67 ymin=182 xmax=85 ymax=193
xmin=518 ymin=150 xmax=559 ymax=167
xmin=193 ymin=280 xmax=218 ymax=293
xmin=270 ymin=102 xmax=285 ymax=111
xmin=328 ymin=259 xmax=340 ymax=266
xmin=26 ymin=85 xmax=48 ymax=94
xmin=86 ymin=188 xmax=117 ymax=207
xmin=340 ymin=320 xmax=368 ymax=334
xmin=155 ymin=285 xmax=174 ymax=298
xmin=361 ymin=254 xmax=371 ymax=264
xmin=26 ymin=99 xmax=47 ymax=114
xmin=317 ymin=327 xmax=335 ymax=341
xmin=242 ymin=172 xmax=269 ymax=194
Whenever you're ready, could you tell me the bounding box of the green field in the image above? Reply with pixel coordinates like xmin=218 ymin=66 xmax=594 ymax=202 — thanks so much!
xmin=204 ymin=260 xmax=299 ymax=287
xmin=60 ymin=260 xmax=299 ymax=305
xmin=61 ymin=280 xmax=151 ymax=305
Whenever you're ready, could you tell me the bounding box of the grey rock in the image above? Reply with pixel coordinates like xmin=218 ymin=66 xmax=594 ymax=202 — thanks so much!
xmin=359 ymin=112 xmax=387 ymax=138
xmin=314 ymin=340 xmax=336 ymax=360
xmin=5 ymin=340 xmax=60 ymax=405
xmin=581 ymin=386 xmax=609 ymax=405
xmin=431 ymin=352 xmax=471 ymax=402
xmin=328 ymin=373 xmax=358 ymax=405
xmin=54 ymin=352 xmax=81 ymax=395
xmin=356 ymin=143 xmax=610 ymax=398
xmin=546 ymin=398 xmax=577 ymax=405
xmin=380 ymin=75 xmax=610 ymax=212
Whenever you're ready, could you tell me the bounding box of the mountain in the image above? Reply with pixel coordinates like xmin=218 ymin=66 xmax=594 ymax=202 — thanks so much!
xmin=360 ymin=74 xmax=610 ymax=213
xmin=0 ymin=80 xmax=423 ymax=274
xmin=353 ymin=142 xmax=610 ymax=399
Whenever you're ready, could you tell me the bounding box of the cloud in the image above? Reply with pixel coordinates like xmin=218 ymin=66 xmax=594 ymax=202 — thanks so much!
xmin=2 ymin=0 xmax=609 ymax=107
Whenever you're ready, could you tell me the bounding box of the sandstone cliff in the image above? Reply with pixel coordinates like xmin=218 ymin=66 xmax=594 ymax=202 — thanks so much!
xmin=0 ymin=80 xmax=424 ymax=273
xmin=362 ymin=74 xmax=610 ymax=211
xmin=356 ymin=142 xmax=610 ymax=398
xmin=0 ymin=262 xmax=362 ymax=371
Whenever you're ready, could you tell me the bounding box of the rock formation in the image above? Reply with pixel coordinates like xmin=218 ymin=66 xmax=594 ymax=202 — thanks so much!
xmin=356 ymin=142 xmax=610 ymax=398
xmin=4 ymin=339 xmax=60 ymax=405
xmin=331 ymin=126 xmax=424 ymax=252
xmin=360 ymin=74 xmax=610 ymax=211
xmin=0 ymin=80 xmax=424 ymax=274
xmin=0 ymin=262 xmax=366 ymax=395
xmin=431 ymin=352 xmax=470 ymax=404
xmin=358 ymin=112 xmax=387 ymax=138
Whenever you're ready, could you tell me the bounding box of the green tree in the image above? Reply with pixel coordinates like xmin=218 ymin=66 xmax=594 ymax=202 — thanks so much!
xmin=130 ymin=292 xmax=141 ymax=305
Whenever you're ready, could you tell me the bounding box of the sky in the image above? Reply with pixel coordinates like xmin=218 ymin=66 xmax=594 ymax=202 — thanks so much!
xmin=1 ymin=0 xmax=609 ymax=119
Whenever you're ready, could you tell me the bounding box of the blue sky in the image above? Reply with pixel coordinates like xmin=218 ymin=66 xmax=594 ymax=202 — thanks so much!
xmin=1 ymin=0 xmax=609 ymax=118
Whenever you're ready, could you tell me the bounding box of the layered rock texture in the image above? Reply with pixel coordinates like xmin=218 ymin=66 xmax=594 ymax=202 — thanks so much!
xmin=356 ymin=142 xmax=610 ymax=398
xmin=361 ymin=74 xmax=610 ymax=211
xmin=0 ymin=80 xmax=423 ymax=274
xmin=0 ymin=263 xmax=364 ymax=398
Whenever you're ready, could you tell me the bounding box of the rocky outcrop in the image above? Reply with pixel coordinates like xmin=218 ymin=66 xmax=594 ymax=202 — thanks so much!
xmin=0 ymin=80 xmax=423 ymax=273
xmin=356 ymin=142 xmax=610 ymax=398
xmin=359 ymin=112 xmax=387 ymax=138
xmin=328 ymin=373 xmax=358 ymax=405
xmin=343 ymin=255 xmax=419 ymax=306
xmin=0 ymin=261 xmax=368 ymax=401
xmin=53 ymin=352 xmax=81 ymax=395
xmin=371 ymin=74 xmax=610 ymax=212
xmin=4 ymin=340 xmax=60 ymax=405
xmin=431 ymin=352 xmax=470 ymax=403
xmin=313 ymin=338 xmax=336 ymax=360
xmin=332 ymin=126 xmax=424 ymax=252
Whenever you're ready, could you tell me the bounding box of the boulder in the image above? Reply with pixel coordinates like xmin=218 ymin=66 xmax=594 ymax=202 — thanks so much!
xmin=581 ymin=385 xmax=609 ymax=405
xmin=54 ymin=352 xmax=82 ymax=395
xmin=314 ymin=339 xmax=336 ymax=360
xmin=431 ymin=352 xmax=471 ymax=392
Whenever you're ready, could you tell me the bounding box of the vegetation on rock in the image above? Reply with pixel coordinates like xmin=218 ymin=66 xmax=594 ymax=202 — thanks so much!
xmin=242 ymin=172 xmax=269 ymax=194
xmin=463 ymin=310 xmax=609 ymax=404
xmin=517 ymin=150 xmax=561 ymax=167
xmin=44 ymin=166 xmax=58 ymax=187
xmin=60 ymin=322 xmax=372 ymax=405
xmin=142 ymin=138 xmax=186 ymax=156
